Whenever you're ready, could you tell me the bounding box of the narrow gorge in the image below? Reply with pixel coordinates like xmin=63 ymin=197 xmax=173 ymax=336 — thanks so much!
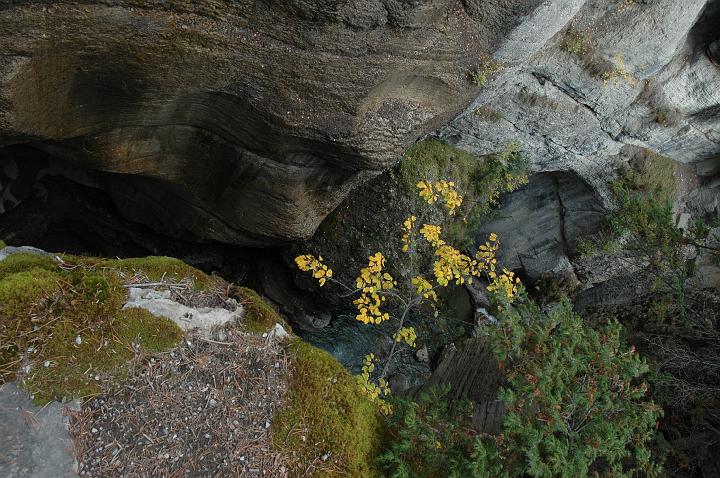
xmin=1 ymin=1 xmax=719 ymax=477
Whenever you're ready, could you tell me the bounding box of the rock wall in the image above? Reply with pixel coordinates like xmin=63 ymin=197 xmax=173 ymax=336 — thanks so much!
xmin=438 ymin=0 xmax=719 ymax=207
xmin=0 ymin=0 xmax=547 ymax=245
xmin=0 ymin=0 xmax=717 ymax=269
xmin=431 ymin=0 xmax=720 ymax=284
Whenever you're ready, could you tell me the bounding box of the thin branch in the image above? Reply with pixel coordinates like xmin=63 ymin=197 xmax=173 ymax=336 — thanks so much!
xmin=380 ymin=295 xmax=421 ymax=378
xmin=122 ymin=282 xmax=189 ymax=289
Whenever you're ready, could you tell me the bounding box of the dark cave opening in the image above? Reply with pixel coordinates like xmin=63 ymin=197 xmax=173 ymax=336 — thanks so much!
xmin=0 ymin=142 xmax=355 ymax=343
xmin=0 ymin=144 xmax=270 ymax=283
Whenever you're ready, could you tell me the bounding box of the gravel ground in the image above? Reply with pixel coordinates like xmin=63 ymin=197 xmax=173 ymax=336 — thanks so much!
xmin=70 ymin=326 xmax=290 ymax=477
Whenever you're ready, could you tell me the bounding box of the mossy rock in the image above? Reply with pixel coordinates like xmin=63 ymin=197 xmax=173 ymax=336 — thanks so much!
xmin=272 ymin=339 xmax=385 ymax=477
xmin=118 ymin=307 xmax=184 ymax=352
xmin=0 ymin=239 xmax=6 ymax=248
xmin=0 ymin=253 xmax=186 ymax=403
xmin=77 ymin=255 xmax=218 ymax=291
xmin=0 ymin=253 xmax=59 ymax=281
xmin=398 ymin=139 xmax=483 ymax=195
xmin=232 ymin=286 xmax=289 ymax=333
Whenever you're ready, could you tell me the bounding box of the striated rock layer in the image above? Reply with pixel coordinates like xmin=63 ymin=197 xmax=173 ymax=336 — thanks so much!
xmin=437 ymin=0 xmax=720 ymax=282
xmin=0 ymin=0 xmax=546 ymax=245
xmin=0 ymin=1 xmax=718 ymax=253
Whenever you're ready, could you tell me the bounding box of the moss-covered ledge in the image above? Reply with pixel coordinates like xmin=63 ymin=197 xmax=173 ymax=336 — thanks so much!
xmin=0 ymin=253 xmax=203 ymax=404
xmin=272 ymin=338 xmax=385 ymax=478
xmin=0 ymin=248 xmax=387 ymax=475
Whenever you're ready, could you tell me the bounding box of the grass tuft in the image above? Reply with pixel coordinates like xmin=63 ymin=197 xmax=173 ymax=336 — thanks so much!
xmin=80 ymin=255 xmax=218 ymax=291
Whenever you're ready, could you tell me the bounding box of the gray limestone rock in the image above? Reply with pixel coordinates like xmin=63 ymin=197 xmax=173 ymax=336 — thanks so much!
xmin=474 ymin=171 xmax=604 ymax=282
xmin=0 ymin=383 xmax=79 ymax=478
xmin=0 ymin=245 xmax=50 ymax=261
xmin=124 ymin=287 xmax=243 ymax=336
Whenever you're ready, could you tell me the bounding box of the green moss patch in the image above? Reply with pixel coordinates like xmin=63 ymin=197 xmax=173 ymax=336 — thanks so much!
xmin=231 ymin=286 xmax=289 ymax=333
xmin=0 ymin=239 xmax=6 ymax=248
xmin=0 ymin=253 xmax=58 ymax=281
xmin=0 ymin=254 xmax=187 ymax=403
xmin=272 ymin=339 xmax=385 ymax=478
xmin=118 ymin=307 xmax=184 ymax=352
xmin=76 ymin=255 xmax=218 ymax=291
xmin=400 ymin=141 xmax=528 ymax=210
xmin=398 ymin=140 xmax=481 ymax=194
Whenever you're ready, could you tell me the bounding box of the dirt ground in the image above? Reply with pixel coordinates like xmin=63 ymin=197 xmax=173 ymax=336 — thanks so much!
xmin=70 ymin=326 xmax=290 ymax=477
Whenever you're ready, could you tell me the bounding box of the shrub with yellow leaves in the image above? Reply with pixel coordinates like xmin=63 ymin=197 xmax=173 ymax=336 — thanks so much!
xmin=294 ymin=254 xmax=333 ymax=286
xmin=295 ymin=173 xmax=526 ymax=412
xmin=419 ymin=224 xmax=445 ymax=247
xmin=393 ymin=327 xmax=417 ymax=348
xmin=487 ymin=268 xmax=521 ymax=302
xmin=357 ymin=353 xmax=393 ymax=415
xmin=417 ymin=179 xmax=463 ymax=215
xmin=353 ymin=253 xmax=396 ymax=325
xmin=411 ymin=275 xmax=437 ymax=301
xmin=401 ymin=215 xmax=416 ymax=252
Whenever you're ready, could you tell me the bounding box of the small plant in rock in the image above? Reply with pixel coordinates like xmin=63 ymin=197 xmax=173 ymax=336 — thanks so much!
xmin=601 ymin=53 xmax=636 ymax=85
xmin=471 ymin=58 xmax=502 ymax=87
xmin=563 ymin=27 xmax=589 ymax=55
xmin=474 ymin=105 xmax=504 ymax=122
xmin=604 ymin=152 xmax=720 ymax=323
xmin=296 ymin=177 xmax=522 ymax=413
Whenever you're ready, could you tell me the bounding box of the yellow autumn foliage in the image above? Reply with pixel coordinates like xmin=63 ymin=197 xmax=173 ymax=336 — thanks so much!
xmin=294 ymin=173 xmax=525 ymax=412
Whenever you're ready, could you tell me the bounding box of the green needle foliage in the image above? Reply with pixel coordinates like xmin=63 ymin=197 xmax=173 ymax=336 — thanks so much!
xmin=378 ymin=385 xmax=478 ymax=478
xmin=377 ymin=296 xmax=661 ymax=477
xmin=475 ymin=298 xmax=661 ymax=478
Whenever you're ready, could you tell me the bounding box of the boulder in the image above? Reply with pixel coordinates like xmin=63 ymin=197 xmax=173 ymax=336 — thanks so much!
xmin=0 ymin=383 xmax=79 ymax=478
xmin=473 ymin=171 xmax=604 ymax=283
